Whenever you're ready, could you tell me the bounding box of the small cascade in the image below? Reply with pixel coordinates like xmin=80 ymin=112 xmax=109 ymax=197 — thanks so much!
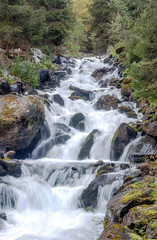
xmin=0 ymin=56 xmax=142 ymax=240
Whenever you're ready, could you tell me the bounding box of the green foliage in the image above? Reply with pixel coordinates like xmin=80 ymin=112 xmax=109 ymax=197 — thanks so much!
xmin=9 ymin=59 xmax=39 ymax=87
xmin=0 ymin=0 xmax=74 ymax=49
xmin=89 ymin=0 xmax=115 ymax=52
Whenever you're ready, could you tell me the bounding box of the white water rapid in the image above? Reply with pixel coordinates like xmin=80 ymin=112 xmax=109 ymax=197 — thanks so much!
xmin=0 ymin=57 xmax=141 ymax=240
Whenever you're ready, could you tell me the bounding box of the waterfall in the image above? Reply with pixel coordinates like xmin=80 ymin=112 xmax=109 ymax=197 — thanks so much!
xmin=0 ymin=56 xmax=141 ymax=240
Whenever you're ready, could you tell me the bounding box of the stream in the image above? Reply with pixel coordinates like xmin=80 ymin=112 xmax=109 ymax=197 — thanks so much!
xmin=0 ymin=57 xmax=141 ymax=240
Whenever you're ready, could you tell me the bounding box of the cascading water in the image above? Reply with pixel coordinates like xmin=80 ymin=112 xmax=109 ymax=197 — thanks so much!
xmin=0 ymin=57 xmax=142 ymax=240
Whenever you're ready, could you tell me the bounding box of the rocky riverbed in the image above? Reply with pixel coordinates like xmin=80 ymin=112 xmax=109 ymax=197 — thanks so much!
xmin=0 ymin=53 xmax=156 ymax=240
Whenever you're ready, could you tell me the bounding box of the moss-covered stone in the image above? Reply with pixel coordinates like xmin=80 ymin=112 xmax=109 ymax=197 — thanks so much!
xmin=78 ymin=129 xmax=100 ymax=160
xmin=0 ymin=94 xmax=45 ymax=151
xmin=98 ymin=222 xmax=142 ymax=240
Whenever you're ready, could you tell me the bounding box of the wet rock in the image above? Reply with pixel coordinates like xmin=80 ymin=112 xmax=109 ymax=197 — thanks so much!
xmin=97 ymin=163 xmax=130 ymax=176
xmin=0 ymin=95 xmax=45 ymax=151
xmin=0 ymin=79 xmax=10 ymax=95
xmin=118 ymin=106 xmax=137 ymax=118
xmin=0 ymin=144 xmax=6 ymax=159
xmin=53 ymin=94 xmax=64 ymax=106
xmin=109 ymin=78 xmax=119 ymax=87
xmin=53 ymin=71 xmax=66 ymax=80
xmin=48 ymin=72 xmax=60 ymax=88
xmin=98 ymin=222 xmax=140 ymax=240
xmin=0 ymin=159 xmax=21 ymax=177
xmin=0 ymin=212 xmax=7 ymax=221
xmin=54 ymin=123 xmax=71 ymax=133
xmin=66 ymin=67 xmax=72 ymax=75
xmin=121 ymin=78 xmax=132 ymax=101
xmin=145 ymin=219 xmax=157 ymax=239
xmin=111 ymin=123 xmax=137 ymax=161
xmin=80 ymin=173 xmax=118 ymax=208
xmin=122 ymin=204 xmax=157 ymax=235
xmin=10 ymin=82 xmax=23 ymax=94
xmin=96 ymin=94 xmax=121 ymax=111
xmin=35 ymin=134 xmax=70 ymax=158
xmin=69 ymin=85 xmax=94 ymax=101
xmin=78 ymin=129 xmax=100 ymax=160
xmin=128 ymin=136 xmax=157 ymax=163
xmin=91 ymin=67 xmax=109 ymax=80
xmin=142 ymin=120 xmax=157 ymax=139
xmin=69 ymin=113 xmax=85 ymax=131
xmin=4 ymin=151 xmax=16 ymax=159
xmin=39 ymin=69 xmax=49 ymax=83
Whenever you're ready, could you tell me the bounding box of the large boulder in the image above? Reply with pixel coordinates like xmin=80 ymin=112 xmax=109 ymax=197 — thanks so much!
xmin=80 ymin=174 xmax=118 ymax=209
xmin=122 ymin=204 xmax=157 ymax=235
xmin=0 ymin=159 xmax=21 ymax=177
xmin=111 ymin=123 xmax=137 ymax=161
xmin=39 ymin=69 xmax=49 ymax=83
xmin=91 ymin=67 xmax=109 ymax=80
xmin=69 ymin=113 xmax=85 ymax=131
xmin=142 ymin=120 xmax=157 ymax=139
xmin=0 ymin=94 xmax=45 ymax=151
xmin=78 ymin=129 xmax=100 ymax=160
xmin=118 ymin=106 xmax=137 ymax=118
xmin=0 ymin=79 xmax=10 ymax=95
xmin=69 ymin=85 xmax=94 ymax=101
xmin=0 ymin=144 xmax=6 ymax=159
xmin=98 ymin=223 xmax=141 ymax=240
xmin=96 ymin=94 xmax=121 ymax=111
xmin=53 ymin=94 xmax=64 ymax=106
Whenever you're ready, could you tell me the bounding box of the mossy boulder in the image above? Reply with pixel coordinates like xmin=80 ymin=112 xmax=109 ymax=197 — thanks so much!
xmin=69 ymin=113 xmax=85 ymax=131
xmin=96 ymin=94 xmax=121 ymax=111
xmin=118 ymin=106 xmax=137 ymax=118
xmin=111 ymin=123 xmax=137 ymax=161
xmin=80 ymin=173 xmax=118 ymax=209
xmin=0 ymin=159 xmax=21 ymax=177
xmin=91 ymin=67 xmax=109 ymax=80
xmin=142 ymin=120 xmax=157 ymax=139
xmin=122 ymin=204 xmax=157 ymax=236
xmin=98 ymin=222 xmax=142 ymax=240
xmin=78 ymin=129 xmax=100 ymax=160
xmin=146 ymin=220 xmax=157 ymax=239
xmin=69 ymin=85 xmax=94 ymax=101
xmin=121 ymin=79 xmax=132 ymax=101
xmin=0 ymin=94 xmax=45 ymax=151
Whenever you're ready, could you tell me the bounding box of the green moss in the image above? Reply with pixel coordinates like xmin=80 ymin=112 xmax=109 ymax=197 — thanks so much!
xmin=85 ymin=206 xmax=94 ymax=212
xmin=103 ymin=219 xmax=107 ymax=228
xmin=121 ymin=190 xmax=142 ymax=203
xmin=150 ymin=221 xmax=157 ymax=227
xmin=69 ymin=96 xmax=87 ymax=101
xmin=129 ymin=233 xmax=142 ymax=240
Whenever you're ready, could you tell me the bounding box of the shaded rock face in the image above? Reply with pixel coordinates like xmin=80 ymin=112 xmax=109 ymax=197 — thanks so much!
xmin=69 ymin=85 xmax=94 ymax=101
xmin=53 ymin=94 xmax=64 ymax=106
xmin=69 ymin=113 xmax=85 ymax=131
xmin=0 ymin=95 xmax=45 ymax=151
xmin=79 ymin=174 xmax=118 ymax=209
xmin=98 ymin=222 xmax=139 ymax=240
xmin=142 ymin=120 xmax=157 ymax=139
xmin=78 ymin=129 xmax=100 ymax=160
xmin=0 ymin=144 xmax=6 ymax=159
xmin=127 ymin=136 xmax=157 ymax=163
xmin=118 ymin=106 xmax=137 ymax=118
xmin=111 ymin=123 xmax=137 ymax=161
xmin=145 ymin=220 xmax=157 ymax=239
xmin=38 ymin=69 xmax=60 ymax=89
xmin=96 ymin=95 xmax=121 ymax=111
xmin=0 ymin=160 xmax=21 ymax=177
xmin=122 ymin=204 xmax=157 ymax=235
xmin=91 ymin=67 xmax=109 ymax=80
xmin=0 ymin=79 xmax=10 ymax=95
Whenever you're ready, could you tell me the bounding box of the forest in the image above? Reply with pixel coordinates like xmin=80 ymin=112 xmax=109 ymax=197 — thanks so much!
xmin=0 ymin=0 xmax=156 ymax=102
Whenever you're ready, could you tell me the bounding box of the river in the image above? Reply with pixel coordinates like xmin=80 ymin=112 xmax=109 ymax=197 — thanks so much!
xmin=0 ymin=56 xmax=141 ymax=240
